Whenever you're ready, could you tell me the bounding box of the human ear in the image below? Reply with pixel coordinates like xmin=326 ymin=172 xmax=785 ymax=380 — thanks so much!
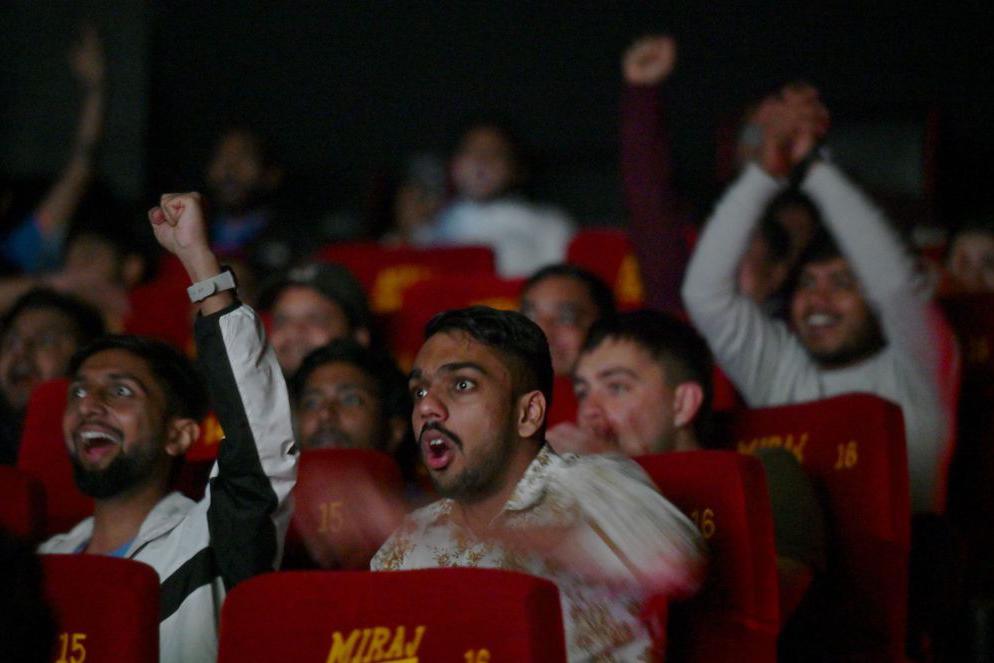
xmin=516 ymin=390 xmax=547 ymax=439
xmin=164 ymin=418 xmax=200 ymax=457
xmin=672 ymin=382 xmax=704 ymax=429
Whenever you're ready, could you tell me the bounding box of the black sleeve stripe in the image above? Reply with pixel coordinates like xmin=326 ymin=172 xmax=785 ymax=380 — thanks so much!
xmin=159 ymin=547 xmax=216 ymax=621
xmin=195 ymin=306 xmax=280 ymax=591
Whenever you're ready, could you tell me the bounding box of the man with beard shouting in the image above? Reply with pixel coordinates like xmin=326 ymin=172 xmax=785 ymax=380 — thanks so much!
xmin=39 ymin=192 xmax=298 ymax=663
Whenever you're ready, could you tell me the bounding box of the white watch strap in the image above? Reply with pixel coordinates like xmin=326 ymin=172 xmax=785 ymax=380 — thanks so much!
xmin=187 ymin=269 xmax=237 ymax=303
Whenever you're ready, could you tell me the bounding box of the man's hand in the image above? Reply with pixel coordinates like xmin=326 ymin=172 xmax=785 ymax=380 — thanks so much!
xmin=547 ymin=422 xmax=618 ymax=455
xmin=149 ymin=192 xmax=232 ymax=314
xmin=622 ymin=35 xmax=677 ymax=87
xmin=755 ymin=83 xmax=830 ymax=178
xmin=70 ymin=24 xmax=105 ymax=90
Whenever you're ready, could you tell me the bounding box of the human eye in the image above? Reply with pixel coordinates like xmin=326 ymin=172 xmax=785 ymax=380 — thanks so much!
xmin=606 ymin=380 xmax=630 ymax=396
xmin=112 ymin=383 xmax=135 ymax=398
xmin=410 ymin=384 xmax=428 ymax=401
xmin=573 ymin=383 xmax=588 ymax=401
xmin=339 ymin=390 xmax=365 ymax=407
xmin=68 ymin=384 xmax=87 ymax=400
xmin=453 ymin=377 xmax=476 ymax=392
xmin=558 ymin=307 xmax=580 ymax=326
xmin=299 ymin=394 xmax=323 ymax=411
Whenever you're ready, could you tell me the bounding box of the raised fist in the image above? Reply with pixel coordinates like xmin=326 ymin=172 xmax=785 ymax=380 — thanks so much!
xmin=622 ymin=35 xmax=677 ymax=87
xmin=148 ymin=192 xmax=211 ymax=264
xmin=755 ymin=82 xmax=830 ymax=178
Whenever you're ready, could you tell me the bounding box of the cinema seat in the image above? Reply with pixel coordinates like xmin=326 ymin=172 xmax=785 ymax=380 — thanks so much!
xmin=16 ymin=379 xmax=92 ymax=536
xmin=314 ymin=242 xmax=496 ymax=314
xmin=387 ymin=274 xmax=524 ymax=369
xmin=283 ymin=449 xmax=406 ymax=570
xmin=42 ymin=554 xmax=160 ymax=663
xmin=728 ymin=393 xmax=911 ymax=662
xmin=123 ymin=254 xmax=196 ymax=353
xmin=635 ymin=450 xmax=780 ymax=663
xmin=566 ymin=228 xmax=644 ymax=310
xmin=217 ymin=568 xmax=567 ymax=663
xmin=0 ymin=465 xmax=46 ymax=541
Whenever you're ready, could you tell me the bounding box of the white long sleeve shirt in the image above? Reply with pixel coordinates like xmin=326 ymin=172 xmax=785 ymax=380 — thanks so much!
xmin=683 ymin=162 xmax=956 ymax=513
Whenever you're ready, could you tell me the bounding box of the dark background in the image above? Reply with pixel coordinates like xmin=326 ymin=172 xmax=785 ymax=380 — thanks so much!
xmin=3 ymin=1 xmax=993 ymax=233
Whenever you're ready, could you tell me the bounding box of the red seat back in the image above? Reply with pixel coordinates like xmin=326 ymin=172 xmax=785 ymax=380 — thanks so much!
xmin=42 ymin=554 xmax=160 ymax=663
xmin=16 ymin=379 xmax=92 ymax=536
xmin=635 ymin=451 xmax=780 ymax=663
xmin=314 ymin=242 xmax=496 ymax=314
xmin=546 ymin=375 xmax=579 ymax=427
xmin=727 ymin=393 xmax=910 ymax=661
xmin=218 ymin=568 xmax=566 ymax=663
xmin=0 ymin=465 xmax=46 ymax=541
xmin=388 ymin=274 xmax=523 ymax=369
xmin=567 ymin=228 xmax=644 ymax=310
xmin=284 ymin=449 xmax=406 ymax=570
xmin=123 ymin=254 xmax=196 ymax=354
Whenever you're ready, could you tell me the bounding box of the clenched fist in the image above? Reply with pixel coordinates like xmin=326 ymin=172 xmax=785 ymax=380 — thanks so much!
xmin=623 ymin=35 xmax=677 ymax=87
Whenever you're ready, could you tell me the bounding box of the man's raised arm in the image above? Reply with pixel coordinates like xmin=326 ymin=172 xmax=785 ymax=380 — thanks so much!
xmin=149 ymin=193 xmax=298 ymax=584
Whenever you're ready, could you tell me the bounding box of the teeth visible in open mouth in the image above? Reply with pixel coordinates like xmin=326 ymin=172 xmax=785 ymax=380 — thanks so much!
xmin=806 ymin=313 xmax=836 ymax=327
xmin=79 ymin=430 xmax=122 ymax=445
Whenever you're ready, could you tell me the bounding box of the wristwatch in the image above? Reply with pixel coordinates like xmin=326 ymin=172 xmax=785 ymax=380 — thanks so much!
xmin=187 ymin=267 xmax=237 ymax=303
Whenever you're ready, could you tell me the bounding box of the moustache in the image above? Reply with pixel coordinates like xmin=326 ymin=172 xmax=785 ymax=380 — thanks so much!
xmin=418 ymin=421 xmax=463 ymax=450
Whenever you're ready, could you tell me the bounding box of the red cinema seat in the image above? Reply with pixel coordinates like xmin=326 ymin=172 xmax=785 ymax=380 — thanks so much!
xmin=0 ymin=465 xmax=46 ymax=541
xmin=16 ymin=379 xmax=92 ymax=536
xmin=284 ymin=449 xmax=406 ymax=570
xmin=42 ymin=554 xmax=160 ymax=663
xmin=635 ymin=451 xmax=780 ymax=663
xmin=728 ymin=393 xmax=911 ymax=661
xmin=546 ymin=375 xmax=579 ymax=427
xmin=123 ymin=254 xmax=196 ymax=354
xmin=388 ymin=274 xmax=523 ymax=369
xmin=314 ymin=242 xmax=496 ymax=314
xmin=218 ymin=568 xmax=567 ymax=663
xmin=567 ymin=228 xmax=645 ymax=310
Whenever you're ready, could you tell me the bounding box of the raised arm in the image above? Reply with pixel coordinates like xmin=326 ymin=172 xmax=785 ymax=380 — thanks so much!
xmin=149 ymin=193 xmax=297 ymax=584
xmin=620 ymin=35 xmax=690 ymax=312
xmin=3 ymin=26 xmax=107 ymax=274
xmin=681 ymin=86 xmax=828 ymax=403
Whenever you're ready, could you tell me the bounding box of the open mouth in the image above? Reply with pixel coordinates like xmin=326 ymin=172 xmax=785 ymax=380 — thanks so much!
xmin=75 ymin=428 xmax=123 ymax=464
xmin=419 ymin=429 xmax=456 ymax=471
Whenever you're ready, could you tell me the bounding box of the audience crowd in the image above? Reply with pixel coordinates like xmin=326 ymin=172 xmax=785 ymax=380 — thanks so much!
xmin=1 ymin=26 xmax=991 ymax=663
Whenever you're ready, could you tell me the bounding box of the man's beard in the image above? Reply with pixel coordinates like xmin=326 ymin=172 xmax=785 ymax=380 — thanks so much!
xmin=430 ymin=422 xmax=517 ymax=504
xmin=807 ymin=316 xmax=887 ymax=369
xmin=70 ymin=440 xmax=162 ymax=499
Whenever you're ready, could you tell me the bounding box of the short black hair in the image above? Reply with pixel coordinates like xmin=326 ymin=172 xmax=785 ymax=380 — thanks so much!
xmin=291 ymin=339 xmax=410 ymax=422
xmin=1 ymin=289 xmax=105 ymax=345
xmin=424 ymin=306 xmax=553 ymax=408
xmin=68 ymin=335 xmax=209 ymax=422
xmin=581 ymin=310 xmax=714 ymax=441
xmin=522 ymin=264 xmax=617 ymax=320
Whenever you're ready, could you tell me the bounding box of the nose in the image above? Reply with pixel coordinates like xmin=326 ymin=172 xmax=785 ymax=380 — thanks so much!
xmin=75 ymin=388 xmax=108 ymax=418
xmin=317 ymin=399 xmax=341 ymax=424
xmin=413 ymin=389 xmax=447 ymax=428
xmin=578 ymin=391 xmax=606 ymax=428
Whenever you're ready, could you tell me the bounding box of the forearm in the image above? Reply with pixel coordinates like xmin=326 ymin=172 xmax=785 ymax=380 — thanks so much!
xmin=36 ymin=83 xmax=104 ymax=236
xmin=621 ymin=84 xmax=689 ymax=311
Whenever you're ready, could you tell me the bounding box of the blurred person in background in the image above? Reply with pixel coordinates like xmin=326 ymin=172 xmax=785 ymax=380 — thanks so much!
xmin=258 ymin=262 xmax=372 ymax=376
xmin=0 ymin=289 xmax=105 ymax=464
xmin=421 ymin=119 xmax=574 ymax=278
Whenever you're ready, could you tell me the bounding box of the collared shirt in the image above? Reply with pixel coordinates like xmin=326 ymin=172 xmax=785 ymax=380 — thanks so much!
xmin=371 ymin=446 xmax=705 ymax=662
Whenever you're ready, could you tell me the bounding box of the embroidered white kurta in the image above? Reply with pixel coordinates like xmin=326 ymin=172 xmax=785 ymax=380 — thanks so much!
xmin=371 ymin=446 xmax=705 ymax=662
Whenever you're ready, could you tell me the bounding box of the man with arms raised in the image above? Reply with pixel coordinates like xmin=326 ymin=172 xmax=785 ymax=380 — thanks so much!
xmin=39 ymin=192 xmax=297 ymax=663
xmin=682 ymin=85 xmax=955 ymax=514
xmin=371 ymin=306 xmax=704 ymax=661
